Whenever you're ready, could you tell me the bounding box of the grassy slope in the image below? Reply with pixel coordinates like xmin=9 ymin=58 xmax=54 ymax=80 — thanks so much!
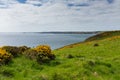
xmin=0 ymin=31 xmax=120 ymax=80
xmin=85 ymin=30 xmax=120 ymax=41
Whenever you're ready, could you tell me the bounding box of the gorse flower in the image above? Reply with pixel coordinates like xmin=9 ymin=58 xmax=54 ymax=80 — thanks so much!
xmin=33 ymin=45 xmax=55 ymax=63
xmin=0 ymin=48 xmax=7 ymax=55
xmin=0 ymin=48 xmax=12 ymax=65
xmin=34 ymin=45 xmax=51 ymax=55
xmin=2 ymin=46 xmax=29 ymax=57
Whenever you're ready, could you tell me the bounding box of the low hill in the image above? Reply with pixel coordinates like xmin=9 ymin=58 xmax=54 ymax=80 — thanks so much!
xmin=0 ymin=30 xmax=120 ymax=80
xmin=54 ymin=30 xmax=120 ymax=80
xmin=85 ymin=30 xmax=120 ymax=41
xmin=57 ymin=30 xmax=120 ymax=49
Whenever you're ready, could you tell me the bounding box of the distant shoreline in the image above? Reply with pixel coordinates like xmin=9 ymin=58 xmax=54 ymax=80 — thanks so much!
xmin=33 ymin=31 xmax=101 ymax=34
xmin=1 ymin=30 xmax=119 ymax=34
xmin=3 ymin=31 xmax=120 ymax=34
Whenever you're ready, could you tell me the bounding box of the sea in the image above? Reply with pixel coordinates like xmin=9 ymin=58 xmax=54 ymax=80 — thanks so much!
xmin=0 ymin=33 xmax=95 ymax=49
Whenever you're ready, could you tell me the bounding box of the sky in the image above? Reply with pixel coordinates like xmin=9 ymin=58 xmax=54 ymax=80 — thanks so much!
xmin=0 ymin=0 xmax=120 ymax=32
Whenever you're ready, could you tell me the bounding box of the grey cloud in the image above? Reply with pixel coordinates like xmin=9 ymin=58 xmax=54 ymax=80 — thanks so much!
xmin=0 ymin=0 xmax=120 ymax=32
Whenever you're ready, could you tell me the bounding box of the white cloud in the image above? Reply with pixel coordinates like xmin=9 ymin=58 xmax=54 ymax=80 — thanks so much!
xmin=0 ymin=0 xmax=120 ymax=32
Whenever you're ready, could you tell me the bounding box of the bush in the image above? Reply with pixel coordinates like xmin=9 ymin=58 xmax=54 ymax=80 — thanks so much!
xmin=34 ymin=45 xmax=55 ymax=63
xmin=23 ymin=45 xmax=55 ymax=64
xmin=23 ymin=49 xmax=38 ymax=60
xmin=48 ymin=54 xmax=56 ymax=60
xmin=2 ymin=46 xmax=30 ymax=57
xmin=2 ymin=46 xmax=20 ymax=57
xmin=34 ymin=45 xmax=52 ymax=56
xmin=18 ymin=46 xmax=30 ymax=53
xmin=93 ymin=43 xmax=99 ymax=47
xmin=67 ymin=54 xmax=74 ymax=59
xmin=0 ymin=48 xmax=12 ymax=65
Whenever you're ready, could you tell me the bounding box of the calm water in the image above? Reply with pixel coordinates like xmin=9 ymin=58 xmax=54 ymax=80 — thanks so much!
xmin=0 ymin=33 xmax=95 ymax=49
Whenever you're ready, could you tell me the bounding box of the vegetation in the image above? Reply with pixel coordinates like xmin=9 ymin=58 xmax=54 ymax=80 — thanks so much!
xmin=0 ymin=48 xmax=12 ymax=65
xmin=23 ymin=49 xmax=38 ymax=60
xmin=85 ymin=30 xmax=120 ymax=41
xmin=2 ymin=46 xmax=30 ymax=57
xmin=34 ymin=45 xmax=55 ymax=61
xmin=23 ymin=45 xmax=55 ymax=64
xmin=0 ymin=30 xmax=120 ymax=80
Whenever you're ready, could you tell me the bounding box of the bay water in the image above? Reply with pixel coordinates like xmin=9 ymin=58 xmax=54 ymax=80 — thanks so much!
xmin=0 ymin=33 xmax=95 ymax=49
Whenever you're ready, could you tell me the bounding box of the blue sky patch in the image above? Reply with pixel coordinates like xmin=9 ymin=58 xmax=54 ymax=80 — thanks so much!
xmin=17 ymin=0 xmax=27 ymax=3
xmin=107 ymin=0 xmax=114 ymax=4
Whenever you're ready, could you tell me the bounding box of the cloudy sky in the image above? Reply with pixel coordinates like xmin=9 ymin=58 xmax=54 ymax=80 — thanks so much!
xmin=0 ymin=0 xmax=120 ymax=32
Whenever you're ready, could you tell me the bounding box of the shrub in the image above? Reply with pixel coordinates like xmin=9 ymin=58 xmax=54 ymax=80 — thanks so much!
xmin=34 ymin=45 xmax=52 ymax=56
xmin=0 ymin=48 xmax=12 ymax=65
xmin=23 ymin=49 xmax=38 ymax=60
xmin=18 ymin=46 xmax=30 ymax=53
xmin=93 ymin=43 xmax=99 ymax=47
xmin=48 ymin=54 xmax=55 ymax=60
xmin=2 ymin=46 xmax=30 ymax=57
xmin=67 ymin=54 xmax=74 ymax=59
xmin=23 ymin=45 xmax=55 ymax=64
xmin=2 ymin=46 xmax=20 ymax=57
xmin=34 ymin=45 xmax=55 ymax=63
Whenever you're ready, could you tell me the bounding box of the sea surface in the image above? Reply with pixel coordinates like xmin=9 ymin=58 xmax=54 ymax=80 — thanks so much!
xmin=0 ymin=33 xmax=95 ymax=49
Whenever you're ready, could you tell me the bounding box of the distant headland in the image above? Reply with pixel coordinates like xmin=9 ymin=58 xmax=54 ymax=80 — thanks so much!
xmin=33 ymin=31 xmax=101 ymax=34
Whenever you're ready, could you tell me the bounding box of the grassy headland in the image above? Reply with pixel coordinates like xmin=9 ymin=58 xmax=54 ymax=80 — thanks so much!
xmin=0 ymin=30 xmax=120 ymax=80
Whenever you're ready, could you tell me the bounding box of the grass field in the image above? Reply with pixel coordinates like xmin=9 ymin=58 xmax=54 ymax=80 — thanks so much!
xmin=0 ymin=31 xmax=120 ymax=80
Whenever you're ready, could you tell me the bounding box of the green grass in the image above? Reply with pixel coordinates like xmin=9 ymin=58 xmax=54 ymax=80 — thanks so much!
xmin=0 ymin=31 xmax=120 ymax=80
xmin=85 ymin=30 xmax=120 ymax=41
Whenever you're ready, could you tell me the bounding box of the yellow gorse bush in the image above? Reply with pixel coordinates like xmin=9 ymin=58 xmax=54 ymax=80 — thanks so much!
xmin=34 ymin=45 xmax=51 ymax=55
xmin=0 ymin=48 xmax=7 ymax=55
xmin=33 ymin=45 xmax=55 ymax=63
xmin=0 ymin=48 xmax=12 ymax=65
